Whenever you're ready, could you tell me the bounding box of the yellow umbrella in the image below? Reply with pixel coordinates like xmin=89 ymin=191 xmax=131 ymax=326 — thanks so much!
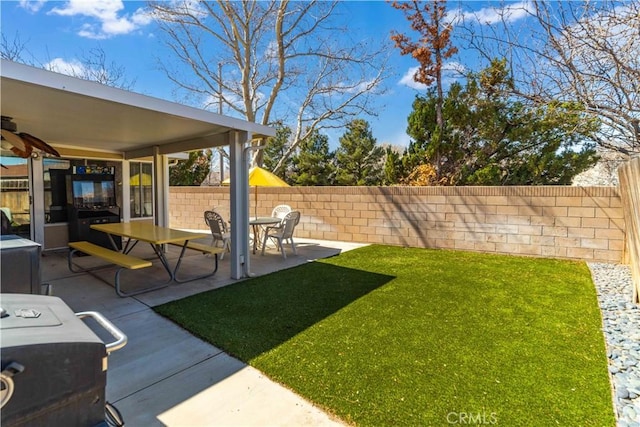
xmin=130 ymin=173 xmax=153 ymax=186
xmin=249 ymin=166 xmax=288 ymax=187
xmin=222 ymin=166 xmax=289 ymax=217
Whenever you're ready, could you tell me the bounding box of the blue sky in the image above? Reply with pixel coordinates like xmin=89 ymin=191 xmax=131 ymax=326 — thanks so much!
xmin=0 ymin=1 xmax=533 ymax=150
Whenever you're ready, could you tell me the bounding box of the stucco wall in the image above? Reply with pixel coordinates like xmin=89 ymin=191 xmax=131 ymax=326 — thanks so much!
xmin=169 ymin=186 xmax=625 ymax=263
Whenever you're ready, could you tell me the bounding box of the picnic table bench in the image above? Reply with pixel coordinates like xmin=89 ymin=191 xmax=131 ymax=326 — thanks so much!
xmin=68 ymin=238 xmax=225 ymax=297
xmin=68 ymin=241 xmax=154 ymax=297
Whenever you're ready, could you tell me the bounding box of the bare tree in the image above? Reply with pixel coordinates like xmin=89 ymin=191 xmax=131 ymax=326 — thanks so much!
xmin=67 ymin=47 xmax=137 ymax=90
xmin=1 ymin=32 xmax=29 ymax=62
xmin=148 ymin=0 xmax=389 ymax=171
xmin=459 ymin=0 xmax=640 ymax=156
xmin=1 ymin=33 xmax=135 ymax=90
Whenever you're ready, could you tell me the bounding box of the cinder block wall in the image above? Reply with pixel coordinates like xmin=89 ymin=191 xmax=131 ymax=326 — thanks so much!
xmin=169 ymin=186 xmax=625 ymax=263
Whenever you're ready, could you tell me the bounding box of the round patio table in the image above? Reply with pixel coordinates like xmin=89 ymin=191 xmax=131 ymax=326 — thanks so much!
xmin=249 ymin=217 xmax=281 ymax=254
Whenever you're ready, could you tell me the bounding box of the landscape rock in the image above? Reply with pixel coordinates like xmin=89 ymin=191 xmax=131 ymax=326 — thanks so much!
xmin=589 ymin=263 xmax=637 ymax=426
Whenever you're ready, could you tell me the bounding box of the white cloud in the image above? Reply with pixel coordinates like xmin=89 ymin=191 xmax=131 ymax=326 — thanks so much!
xmin=45 ymin=57 xmax=86 ymax=76
xmin=398 ymin=62 xmax=466 ymax=90
xmin=50 ymin=0 xmax=123 ymax=19
xmin=400 ymin=67 xmax=427 ymax=90
xmin=18 ymin=0 xmax=47 ymax=13
xmin=131 ymin=8 xmax=153 ymax=26
xmin=49 ymin=0 xmax=152 ymax=39
xmin=449 ymin=1 xmax=533 ymax=26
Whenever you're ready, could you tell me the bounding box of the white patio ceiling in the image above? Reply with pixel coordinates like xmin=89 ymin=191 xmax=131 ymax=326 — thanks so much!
xmin=0 ymin=60 xmax=274 ymax=158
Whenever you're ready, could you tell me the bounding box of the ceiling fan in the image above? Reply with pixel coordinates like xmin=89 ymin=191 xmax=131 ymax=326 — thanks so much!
xmin=1 ymin=116 xmax=60 ymax=159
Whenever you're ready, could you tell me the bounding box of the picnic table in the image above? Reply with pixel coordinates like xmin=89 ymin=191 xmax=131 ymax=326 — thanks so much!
xmin=69 ymin=222 xmax=220 ymax=297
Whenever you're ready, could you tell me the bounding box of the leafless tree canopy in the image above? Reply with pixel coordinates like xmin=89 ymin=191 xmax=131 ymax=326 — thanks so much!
xmin=148 ymin=0 xmax=390 ymax=170
xmin=460 ymin=0 xmax=640 ymax=156
xmin=1 ymin=32 xmax=29 ymax=62
xmin=68 ymin=48 xmax=137 ymax=90
xmin=1 ymin=33 xmax=135 ymax=90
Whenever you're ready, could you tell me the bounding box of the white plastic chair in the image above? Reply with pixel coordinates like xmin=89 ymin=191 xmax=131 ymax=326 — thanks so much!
xmin=271 ymin=204 xmax=292 ymax=221
xmin=261 ymin=211 xmax=300 ymax=259
xmin=204 ymin=210 xmax=231 ymax=259
xmin=256 ymin=205 xmax=291 ymax=250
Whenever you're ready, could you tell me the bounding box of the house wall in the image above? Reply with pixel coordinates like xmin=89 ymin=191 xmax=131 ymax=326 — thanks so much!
xmin=170 ymin=185 xmax=626 ymax=264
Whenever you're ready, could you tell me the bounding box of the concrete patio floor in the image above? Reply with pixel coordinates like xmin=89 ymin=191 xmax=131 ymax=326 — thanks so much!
xmin=41 ymin=237 xmax=366 ymax=426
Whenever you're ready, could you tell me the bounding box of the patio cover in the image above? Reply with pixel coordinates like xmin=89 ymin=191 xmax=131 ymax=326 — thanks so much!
xmin=0 ymin=59 xmax=275 ymax=279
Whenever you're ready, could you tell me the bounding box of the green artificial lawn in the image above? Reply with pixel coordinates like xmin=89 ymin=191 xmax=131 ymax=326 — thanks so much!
xmin=155 ymin=245 xmax=614 ymax=426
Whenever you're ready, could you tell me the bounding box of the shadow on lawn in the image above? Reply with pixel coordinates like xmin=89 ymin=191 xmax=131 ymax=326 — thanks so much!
xmin=155 ymin=261 xmax=394 ymax=361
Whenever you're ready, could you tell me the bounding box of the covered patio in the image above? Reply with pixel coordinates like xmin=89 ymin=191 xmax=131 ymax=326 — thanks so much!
xmin=40 ymin=236 xmax=365 ymax=425
xmin=1 ymin=59 xmax=274 ymax=279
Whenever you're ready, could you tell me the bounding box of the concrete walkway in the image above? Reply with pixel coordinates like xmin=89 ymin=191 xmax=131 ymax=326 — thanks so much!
xmin=42 ymin=238 xmax=365 ymax=426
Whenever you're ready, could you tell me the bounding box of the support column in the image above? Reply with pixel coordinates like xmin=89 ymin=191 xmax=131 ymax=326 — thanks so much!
xmin=152 ymin=146 xmax=169 ymax=227
xmin=121 ymin=160 xmax=131 ymax=221
xmin=29 ymin=155 xmax=44 ymax=244
xmin=229 ymin=131 xmax=250 ymax=279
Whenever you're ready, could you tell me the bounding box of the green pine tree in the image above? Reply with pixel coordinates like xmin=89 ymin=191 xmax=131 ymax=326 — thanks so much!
xmin=335 ymin=119 xmax=384 ymax=186
xmin=383 ymin=146 xmax=402 ymax=185
xmin=402 ymin=59 xmax=598 ymax=185
xmin=290 ymin=129 xmax=335 ymax=186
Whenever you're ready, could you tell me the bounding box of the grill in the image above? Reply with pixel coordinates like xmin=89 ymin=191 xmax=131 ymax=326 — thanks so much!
xmin=0 ymin=294 xmax=127 ymax=426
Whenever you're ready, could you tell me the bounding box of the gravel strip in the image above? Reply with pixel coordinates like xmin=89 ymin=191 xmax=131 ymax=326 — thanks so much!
xmin=589 ymin=262 xmax=640 ymax=427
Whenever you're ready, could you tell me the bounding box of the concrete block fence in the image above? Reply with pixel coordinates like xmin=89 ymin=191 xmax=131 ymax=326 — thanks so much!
xmin=169 ymin=185 xmax=626 ymax=264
